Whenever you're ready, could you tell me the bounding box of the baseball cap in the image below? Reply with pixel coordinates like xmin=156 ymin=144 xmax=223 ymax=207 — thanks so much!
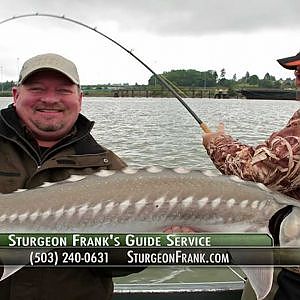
xmin=18 ymin=53 xmax=80 ymax=85
xmin=277 ymin=51 xmax=300 ymax=70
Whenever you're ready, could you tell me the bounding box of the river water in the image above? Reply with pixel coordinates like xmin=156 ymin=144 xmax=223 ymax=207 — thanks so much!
xmin=84 ymin=97 xmax=298 ymax=169
xmin=0 ymin=97 xmax=299 ymax=288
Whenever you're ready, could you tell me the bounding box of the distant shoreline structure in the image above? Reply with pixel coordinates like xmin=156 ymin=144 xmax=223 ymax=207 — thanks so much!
xmin=240 ymin=88 xmax=296 ymax=100
xmin=0 ymin=87 xmax=297 ymax=100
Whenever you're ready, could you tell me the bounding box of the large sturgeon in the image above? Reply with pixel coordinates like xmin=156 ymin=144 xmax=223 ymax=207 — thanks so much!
xmin=0 ymin=166 xmax=300 ymax=299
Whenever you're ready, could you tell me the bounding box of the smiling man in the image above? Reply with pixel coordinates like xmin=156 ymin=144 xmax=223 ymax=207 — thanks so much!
xmin=0 ymin=53 xmax=137 ymax=299
xmin=13 ymin=54 xmax=83 ymax=146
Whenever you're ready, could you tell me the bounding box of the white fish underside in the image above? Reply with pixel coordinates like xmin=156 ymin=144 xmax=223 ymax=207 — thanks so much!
xmin=0 ymin=166 xmax=300 ymax=300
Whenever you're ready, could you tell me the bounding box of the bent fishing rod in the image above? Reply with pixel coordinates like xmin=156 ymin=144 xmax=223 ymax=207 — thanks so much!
xmin=0 ymin=13 xmax=211 ymax=133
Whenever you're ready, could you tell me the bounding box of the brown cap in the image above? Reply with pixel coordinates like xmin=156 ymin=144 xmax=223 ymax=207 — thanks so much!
xmin=277 ymin=51 xmax=300 ymax=70
xmin=18 ymin=53 xmax=80 ymax=85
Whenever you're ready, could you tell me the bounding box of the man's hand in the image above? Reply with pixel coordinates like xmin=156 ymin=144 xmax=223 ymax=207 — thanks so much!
xmin=202 ymin=123 xmax=225 ymax=148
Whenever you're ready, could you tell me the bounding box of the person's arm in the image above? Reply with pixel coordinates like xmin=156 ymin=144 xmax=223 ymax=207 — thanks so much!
xmin=202 ymin=110 xmax=300 ymax=194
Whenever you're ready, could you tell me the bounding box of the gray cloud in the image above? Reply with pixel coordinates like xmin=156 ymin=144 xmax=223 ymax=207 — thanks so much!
xmin=0 ymin=0 xmax=299 ymax=84
xmin=1 ymin=0 xmax=299 ymax=36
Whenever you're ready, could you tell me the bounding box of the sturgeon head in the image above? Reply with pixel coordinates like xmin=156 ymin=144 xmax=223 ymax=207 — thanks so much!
xmin=0 ymin=166 xmax=299 ymax=299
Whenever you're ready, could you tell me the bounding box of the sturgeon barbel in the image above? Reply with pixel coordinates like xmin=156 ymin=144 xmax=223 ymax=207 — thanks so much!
xmin=0 ymin=166 xmax=300 ymax=299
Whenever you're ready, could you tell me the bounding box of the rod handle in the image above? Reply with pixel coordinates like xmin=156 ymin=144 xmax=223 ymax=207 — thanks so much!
xmin=200 ymin=122 xmax=211 ymax=133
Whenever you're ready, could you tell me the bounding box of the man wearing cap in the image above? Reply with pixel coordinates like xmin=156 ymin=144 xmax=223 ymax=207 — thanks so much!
xmin=0 ymin=53 xmax=139 ymax=299
xmin=201 ymin=51 xmax=300 ymax=299
xmin=277 ymin=51 xmax=300 ymax=100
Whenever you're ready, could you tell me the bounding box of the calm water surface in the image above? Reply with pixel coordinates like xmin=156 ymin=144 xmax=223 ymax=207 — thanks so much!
xmin=84 ymin=97 xmax=299 ymax=169
xmin=1 ymin=97 xmax=299 ymax=286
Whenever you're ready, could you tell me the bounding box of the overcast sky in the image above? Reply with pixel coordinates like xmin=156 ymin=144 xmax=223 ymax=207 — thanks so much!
xmin=0 ymin=0 xmax=299 ymax=85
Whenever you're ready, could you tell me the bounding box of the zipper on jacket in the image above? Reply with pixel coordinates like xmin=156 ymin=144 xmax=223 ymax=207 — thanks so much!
xmin=0 ymin=112 xmax=42 ymax=165
xmin=0 ymin=129 xmax=90 ymax=171
xmin=0 ymin=109 xmax=93 ymax=170
xmin=40 ymin=132 xmax=90 ymax=165
xmin=0 ymin=133 xmax=41 ymax=168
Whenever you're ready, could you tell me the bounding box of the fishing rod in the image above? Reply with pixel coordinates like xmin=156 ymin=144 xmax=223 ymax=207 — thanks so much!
xmin=0 ymin=13 xmax=211 ymax=133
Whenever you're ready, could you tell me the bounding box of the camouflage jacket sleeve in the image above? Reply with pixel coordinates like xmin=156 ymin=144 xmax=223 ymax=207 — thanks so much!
xmin=205 ymin=110 xmax=300 ymax=197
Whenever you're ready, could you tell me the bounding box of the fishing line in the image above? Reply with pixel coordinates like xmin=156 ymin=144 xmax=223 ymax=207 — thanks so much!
xmin=226 ymin=266 xmax=246 ymax=282
xmin=0 ymin=13 xmax=210 ymax=132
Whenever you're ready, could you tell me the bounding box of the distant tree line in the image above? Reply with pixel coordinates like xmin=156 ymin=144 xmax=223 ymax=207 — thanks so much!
xmin=0 ymin=80 xmax=15 ymax=91
xmin=0 ymin=69 xmax=295 ymax=93
xmin=148 ymin=69 xmax=295 ymax=89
